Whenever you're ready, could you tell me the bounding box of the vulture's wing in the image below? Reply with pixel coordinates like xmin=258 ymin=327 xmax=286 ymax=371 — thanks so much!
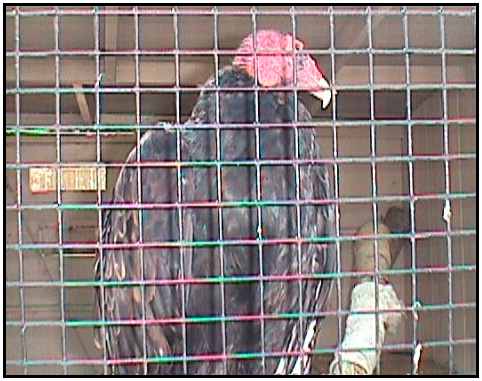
xmin=94 ymin=126 xmax=190 ymax=375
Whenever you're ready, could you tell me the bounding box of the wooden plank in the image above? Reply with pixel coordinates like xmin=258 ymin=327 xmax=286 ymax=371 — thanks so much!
xmin=73 ymin=82 xmax=93 ymax=124
xmin=104 ymin=6 xmax=119 ymax=84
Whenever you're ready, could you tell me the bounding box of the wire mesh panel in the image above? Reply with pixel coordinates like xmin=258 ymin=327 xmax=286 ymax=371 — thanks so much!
xmin=5 ymin=5 xmax=477 ymax=375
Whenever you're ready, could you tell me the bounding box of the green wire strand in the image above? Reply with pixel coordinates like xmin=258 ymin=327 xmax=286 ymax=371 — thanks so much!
xmin=8 ymin=300 xmax=472 ymax=329
xmin=4 ymin=264 xmax=475 ymax=289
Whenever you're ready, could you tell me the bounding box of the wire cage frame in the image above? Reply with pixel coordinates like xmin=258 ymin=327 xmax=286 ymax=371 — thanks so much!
xmin=4 ymin=5 xmax=477 ymax=376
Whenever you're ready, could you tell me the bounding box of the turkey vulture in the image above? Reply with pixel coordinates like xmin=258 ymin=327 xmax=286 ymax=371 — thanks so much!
xmin=94 ymin=30 xmax=335 ymax=375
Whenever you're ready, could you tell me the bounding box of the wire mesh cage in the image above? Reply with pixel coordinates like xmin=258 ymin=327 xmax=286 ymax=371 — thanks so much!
xmin=5 ymin=5 xmax=477 ymax=375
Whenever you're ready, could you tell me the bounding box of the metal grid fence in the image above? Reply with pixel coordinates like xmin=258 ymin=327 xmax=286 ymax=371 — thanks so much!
xmin=5 ymin=5 xmax=477 ymax=375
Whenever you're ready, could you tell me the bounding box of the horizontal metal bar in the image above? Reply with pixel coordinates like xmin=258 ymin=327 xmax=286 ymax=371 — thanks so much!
xmin=335 ymin=84 xmax=476 ymax=91
xmin=5 ymin=47 xmax=476 ymax=59
xmin=4 ymin=338 xmax=477 ymax=368
xmin=4 ymin=154 xmax=477 ymax=174
xmin=5 ymin=83 xmax=477 ymax=96
xmin=5 ymin=229 xmax=476 ymax=252
xmin=4 ymin=264 xmax=476 ymax=290
xmin=5 ymin=299 xmax=475 ymax=321
xmin=5 ymin=118 xmax=476 ymax=136
xmin=5 ymin=309 xmax=411 ymax=327
xmin=5 ymin=192 xmax=476 ymax=212
xmin=4 ymin=128 xmax=135 ymax=137
xmin=5 ymin=301 xmax=476 ymax=330
xmin=5 ymin=83 xmax=477 ymax=97
xmin=5 ymin=7 xmax=476 ymax=17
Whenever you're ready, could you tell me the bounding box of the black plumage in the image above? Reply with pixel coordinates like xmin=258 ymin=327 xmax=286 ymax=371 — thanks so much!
xmin=94 ymin=66 xmax=335 ymax=375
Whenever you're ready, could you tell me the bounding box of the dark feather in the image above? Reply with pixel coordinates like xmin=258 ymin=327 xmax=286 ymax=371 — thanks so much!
xmin=94 ymin=66 xmax=335 ymax=374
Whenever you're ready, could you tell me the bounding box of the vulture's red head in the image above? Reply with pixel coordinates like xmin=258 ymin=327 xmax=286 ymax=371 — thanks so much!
xmin=233 ymin=30 xmax=335 ymax=108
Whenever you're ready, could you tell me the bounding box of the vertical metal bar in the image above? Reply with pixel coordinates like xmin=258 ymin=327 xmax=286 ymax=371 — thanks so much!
xmin=289 ymin=6 xmax=305 ymax=373
xmin=329 ymin=7 xmax=343 ymax=373
xmin=250 ymin=7 xmax=266 ymax=374
xmin=402 ymin=6 xmax=419 ymax=375
xmin=14 ymin=7 xmax=28 ymax=375
xmin=172 ymin=8 xmax=188 ymax=375
xmin=438 ymin=6 xmax=454 ymax=373
xmin=212 ymin=6 xmax=228 ymax=373
xmin=133 ymin=6 xmax=148 ymax=374
xmin=366 ymin=6 xmax=381 ymax=375
xmin=93 ymin=6 xmax=108 ymax=375
xmin=53 ymin=7 xmax=67 ymax=375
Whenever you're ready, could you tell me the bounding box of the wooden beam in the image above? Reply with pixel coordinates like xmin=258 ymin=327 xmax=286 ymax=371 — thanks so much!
xmin=104 ymin=6 xmax=119 ymax=85
xmin=73 ymin=83 xmax=93 ymax=124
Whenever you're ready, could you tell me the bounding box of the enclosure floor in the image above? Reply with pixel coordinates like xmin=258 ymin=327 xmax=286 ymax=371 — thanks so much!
xmin=311 ymin=352 xmax=451 ymax=375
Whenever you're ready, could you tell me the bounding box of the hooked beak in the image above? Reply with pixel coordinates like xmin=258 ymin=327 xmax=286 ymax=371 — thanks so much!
xmin=310 ymin=76 xmax=336 ymax=109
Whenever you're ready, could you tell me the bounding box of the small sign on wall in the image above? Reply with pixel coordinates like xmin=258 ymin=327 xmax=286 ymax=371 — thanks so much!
xmin=29 ymin=166 xmax=106 ymax=193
